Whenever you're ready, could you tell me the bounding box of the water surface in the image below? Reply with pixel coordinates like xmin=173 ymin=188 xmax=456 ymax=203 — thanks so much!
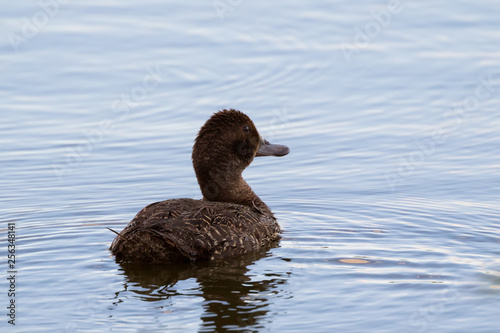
xmin=2 ymin=1 xmax=500 ymax=332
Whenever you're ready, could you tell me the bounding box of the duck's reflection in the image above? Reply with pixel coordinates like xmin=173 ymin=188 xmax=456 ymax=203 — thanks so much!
xmin=113 ymin=242 xmax=288 ymax=332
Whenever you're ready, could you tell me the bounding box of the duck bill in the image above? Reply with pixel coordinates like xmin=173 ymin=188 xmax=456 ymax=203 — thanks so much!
xmin=256 ymin=136 xmax=290 ymax=157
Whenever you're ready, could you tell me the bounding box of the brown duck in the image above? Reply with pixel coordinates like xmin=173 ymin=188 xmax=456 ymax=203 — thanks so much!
xmin=110 ymin=109 xmax=289 ymax=263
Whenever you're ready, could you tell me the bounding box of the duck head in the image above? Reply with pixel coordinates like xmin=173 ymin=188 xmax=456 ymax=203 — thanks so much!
xmin=192 ymin=109 xmax=289 ymax=208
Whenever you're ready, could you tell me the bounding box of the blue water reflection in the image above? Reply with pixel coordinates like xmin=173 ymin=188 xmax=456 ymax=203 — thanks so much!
xmin=2 ymin=0 xmax=500 ymax=332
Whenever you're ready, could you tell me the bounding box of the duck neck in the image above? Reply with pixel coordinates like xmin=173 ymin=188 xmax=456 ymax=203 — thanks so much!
xmin=197 ymin=169 xmax=269 ymax=212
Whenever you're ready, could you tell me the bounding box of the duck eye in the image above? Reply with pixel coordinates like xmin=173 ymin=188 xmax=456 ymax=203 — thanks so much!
xmin=243 ymin=125 xmax=250 ymax=132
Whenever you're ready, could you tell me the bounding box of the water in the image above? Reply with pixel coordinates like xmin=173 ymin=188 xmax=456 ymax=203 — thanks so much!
xmin=2 ymin=0 xmax=500 ymax=332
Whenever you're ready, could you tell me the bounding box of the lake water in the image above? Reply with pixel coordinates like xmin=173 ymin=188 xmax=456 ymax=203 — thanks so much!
xmin=2 ymin=0 xmax=500 ymax=332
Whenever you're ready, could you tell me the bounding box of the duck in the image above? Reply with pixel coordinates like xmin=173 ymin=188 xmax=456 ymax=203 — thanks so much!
xmin=110 ymin=109 xmax=289 ymax=263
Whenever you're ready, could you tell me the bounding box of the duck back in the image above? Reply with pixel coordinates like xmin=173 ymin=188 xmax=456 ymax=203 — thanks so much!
xmin=110 ymin=199 xmax=281 ymax=263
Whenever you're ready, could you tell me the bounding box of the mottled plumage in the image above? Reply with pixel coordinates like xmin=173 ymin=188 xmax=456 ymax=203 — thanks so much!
xmin=110 ymin=109 xmax=289 ymax=263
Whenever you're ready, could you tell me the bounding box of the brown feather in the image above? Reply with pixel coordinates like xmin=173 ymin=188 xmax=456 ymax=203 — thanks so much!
xmin=109 ymin=109 xmax=287 ymax=263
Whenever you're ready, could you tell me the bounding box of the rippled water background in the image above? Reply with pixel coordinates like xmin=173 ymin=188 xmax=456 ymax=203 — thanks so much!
xmin=2 ymin=1 xmax=500 ymax=332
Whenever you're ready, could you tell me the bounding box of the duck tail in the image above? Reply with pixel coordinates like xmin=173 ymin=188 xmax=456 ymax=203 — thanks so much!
xmin=107 ymin=227 xmax=128 ymax=241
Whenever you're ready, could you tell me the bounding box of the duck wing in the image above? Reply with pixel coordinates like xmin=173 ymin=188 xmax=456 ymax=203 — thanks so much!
xmin=110 ymin=199 xmax=280 ymax=263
